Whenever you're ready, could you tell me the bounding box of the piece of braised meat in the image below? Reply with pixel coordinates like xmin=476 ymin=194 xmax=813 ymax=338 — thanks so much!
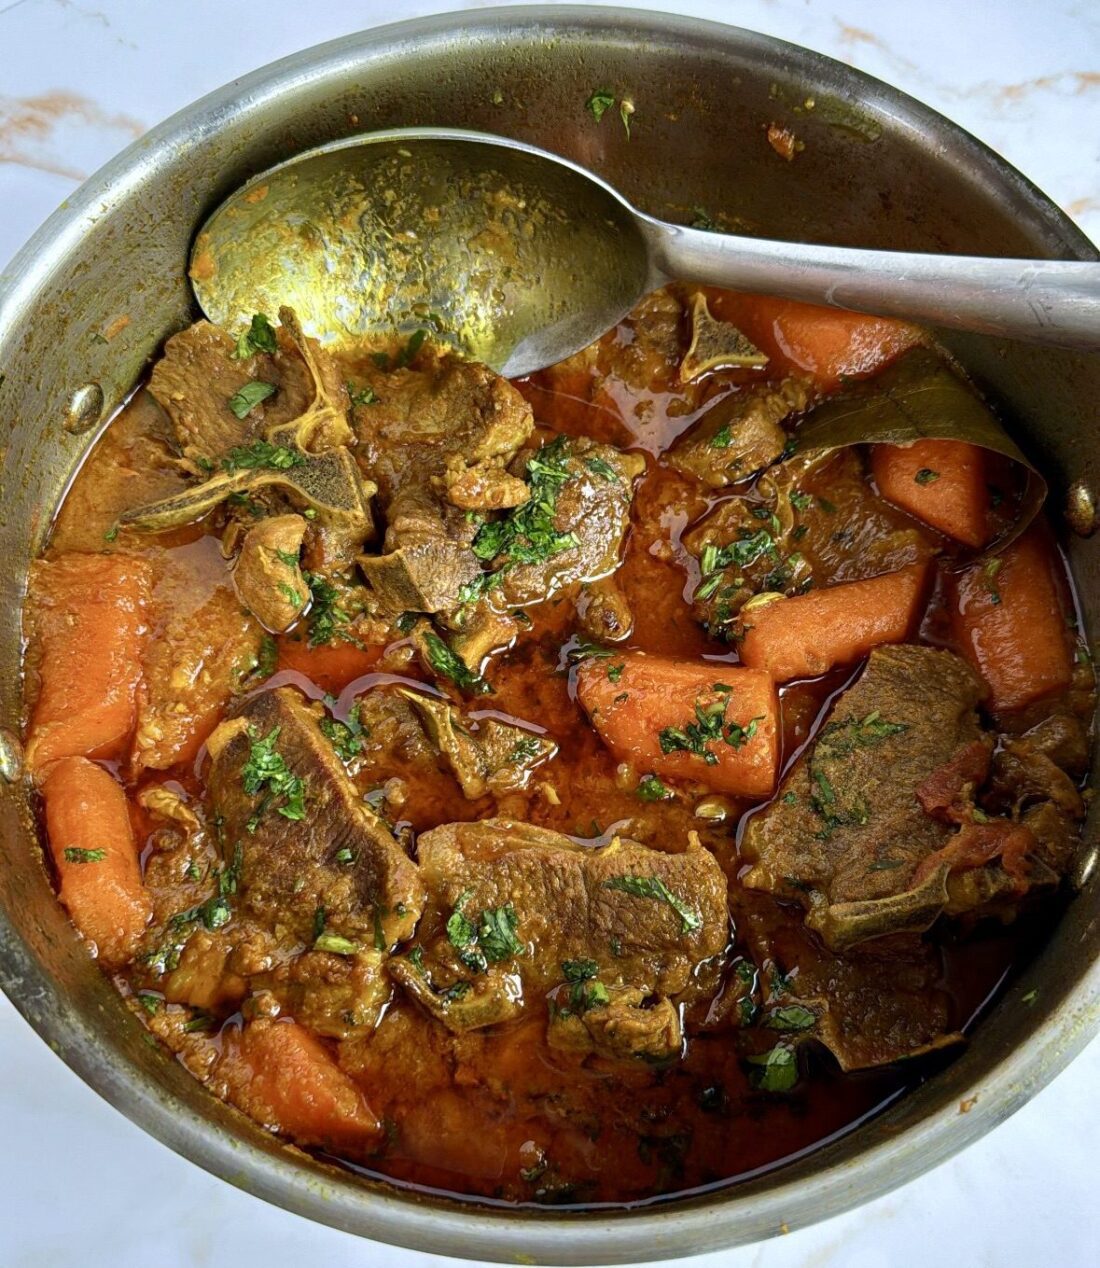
xmin=353 ymin=348 xmax=535 ymax=614
xmin=733 ymin=894 xmax=960 ymax=1072
xmin=205 ymin=686 xmax=425 ymax=951
xmin=742 ymin=644 xmax=1064 ymax=950
xmin=400 ymin=688 xmax=556 ymax=799
xmin=489 ymin=436 xmax=645 ymax=609
xmin=130 ymin=563 xmax=263 ymax=773
xmin=148 ymin=315 xmax=352 ymax=474
xmin=667 ymin=378 xmax=810 ymax=489
xmin=390 ymin=819 xmax=728 ymax=1062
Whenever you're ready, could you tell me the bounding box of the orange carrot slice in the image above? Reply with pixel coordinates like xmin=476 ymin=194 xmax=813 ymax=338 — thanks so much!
xmin=707 ymin=290 xmax=921 ymax=391
xmin=949 ymin=525 xmax=1073 ymax=712
xmin=739 ymin=564 xmax=930 ymax=682
xmin=222 ymin=1018 xmax=381 ymax=1149
xmin=42 ymin=757 xmax=151 ymax=967
xmin=577 ymin=653 xmax=778 ymax=796
xmin=25 ymin=553 xmax=153 ymax=776
xmin=277 ymin=638 xmax=381 ymax=694
xmin=872 ymin=438 xmax=990 ymax=547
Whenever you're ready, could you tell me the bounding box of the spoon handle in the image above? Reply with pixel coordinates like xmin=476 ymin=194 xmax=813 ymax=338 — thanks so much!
xmin=643 ymin=219 xmax=1100 ymax=349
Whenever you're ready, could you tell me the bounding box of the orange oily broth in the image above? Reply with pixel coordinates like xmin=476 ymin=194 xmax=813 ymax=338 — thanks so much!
xmin=30 ymin=297 xmax=1080 ymax=1207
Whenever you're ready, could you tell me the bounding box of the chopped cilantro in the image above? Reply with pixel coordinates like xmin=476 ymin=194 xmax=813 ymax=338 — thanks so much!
xmin=914 ymin=468 xmax=940 ymax=485
xmin=567 ymin=638 xmax=614 ymax=663
xmin=445 ymin=893 xmax=523 ymax=972
xmin=231 ymin=313 xmax=278 ymax=359
xmin=479 ymin=903 xmax=524 ymax=961
xmin=559 ymin=958 xmax=608 ymax=1014
xmin=509 ymin=736 xmax=543 ymax=764
xmin=395 ymin=328 xmax=428 ymax=368
xmin=789 ymin=490 xmax=812 ymax=511
xmin=302 ymin=570 xmax=362 ymax=649
xmin=63 ymin=847 xmax=106 ymax=863
xmin=170 ymin=894 xmax=231 ymax=932
xmin=424 ymin=631 xmax=491 ymax=695
xmin=226 ymin=380 xmax=277 ymax=419
xmin=222 ymin=438 xmax=301 ymax=471
xmin=241 ymin=724 xmax=306 ymax=829
xmin=764 ymin=1005 xmax=816 ymax=1032
xmin=255 ymin=634 xmax=278 ymax=679
xmin=347 ymin=380 xmax=379 ymax=406
xmin=607 ymin=662 xmax=625 ymax=683
xmin=217 ymin=840 xmax=243 ymax=897
xmin=746 ymin=1044 xmax=798 ymax=1092
xmin=471 ymin=436 xmax=580 ymax=574
xmin=314 ymin=932 xmax=360 ymax=955
xmin=603 ymin=874 xmax=702 ymax=934
xmin=585 ymin=455 xmax=620 ymax=482
xmin=562 ymin=958 xmax=599 ymax=982
xmin=103 ymin=523 xmax=119 ymax=544
xmin=725 ymin=715 xmax=763 ymax=750
xmin=319 ymin=702 xmax=367 ymax=762
xmin=637 ymin=773 xmax=673 ymax=802
xmin=585 ymin=89 xmax=615 ymax=122
xmin=709 ymin=422 xmax=733 ymax=449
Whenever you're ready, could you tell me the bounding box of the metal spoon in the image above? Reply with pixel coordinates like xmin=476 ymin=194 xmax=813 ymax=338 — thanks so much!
xmin=191 ymin=127 xmax=1100 ymax=377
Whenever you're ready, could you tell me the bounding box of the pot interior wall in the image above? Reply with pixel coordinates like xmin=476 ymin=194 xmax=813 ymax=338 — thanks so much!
xmin=0 ymin=9 xmax=1097 ymax=1262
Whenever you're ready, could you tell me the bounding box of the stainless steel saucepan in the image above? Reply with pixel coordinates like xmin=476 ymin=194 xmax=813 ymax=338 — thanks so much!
xmin=0 ymin=7 xmax=1097 ymax=1263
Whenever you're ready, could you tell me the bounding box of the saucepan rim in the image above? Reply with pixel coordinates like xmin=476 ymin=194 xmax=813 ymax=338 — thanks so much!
xmin=1 ymin=6 xmax=1097 ymax=1262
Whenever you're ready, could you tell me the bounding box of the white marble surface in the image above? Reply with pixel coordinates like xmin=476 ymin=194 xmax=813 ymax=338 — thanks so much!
xmin=1 ymin=1 xmax=1098 ymax=1264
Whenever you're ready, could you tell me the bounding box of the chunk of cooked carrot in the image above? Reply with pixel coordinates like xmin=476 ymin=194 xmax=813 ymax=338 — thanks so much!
xmin=871 ymin=438 xmax=990 ymax=547
xmin=707 ymin=290 xmax=921 ymax=391
xmin=42 ymin=757 xmax=151 ymax=967
xmin=576 ymin=653 xmax=778 ymax=796
xmin=25 ymin=553 xmax=153 ymax=776
xmin=948 ymin=525 xmax=1073 ymax=712
xmin=739 ymin=563 xmax=930 ymax=682
xmin=277 ymin=637 xmax=381 ymax=694
xmin=222 ymin=1017 xmax=381 ymax=1149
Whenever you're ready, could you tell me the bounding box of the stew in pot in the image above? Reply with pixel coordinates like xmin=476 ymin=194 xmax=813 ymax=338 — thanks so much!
xmin=20 ymin=286 xmax=1093 ymax=1205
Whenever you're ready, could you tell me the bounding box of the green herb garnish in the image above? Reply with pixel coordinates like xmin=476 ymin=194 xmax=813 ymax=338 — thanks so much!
xmin=255 ymin=634 xmax=278 ymax=679
xmin=232 ymin=313 xmax=278 ymax=359
xmin=227 ymin=380 xmax=277 ymax=420
xmin=764 ymin=1005 xmax=816 ymax=1032
xmin=471 ymin=436 xmax=580 ymax=573
xmin=314 ymin=932 xmax=360 ymax=955
xmin=63 ymin=847 xmax=106 ymax=863
xmin=914 ymin=467 xmax=940 ymax=485
xmin=637 ymin=774 xmax=673 ymax=802
xmin=424 ymin=631 xmax=491 ymax=695
xmin=319 ymin=702 xmax=367 ymax=762
xmin=478 ymin=903 xmax=524 ymax=961
xmin=241 ymin=725 xmax=306 ymax=829
xmin=603 ymin=874 xmax=702 ymax=934
xmin=746 ymin=1044 xmax=799 ymax=1092
xmin=585 ymin=89 xmax=615 ymax=122
xmin=347 ymin=381 xmax=379 ymax=406
xmin=222 ymin=438 xmax=301 ymax=470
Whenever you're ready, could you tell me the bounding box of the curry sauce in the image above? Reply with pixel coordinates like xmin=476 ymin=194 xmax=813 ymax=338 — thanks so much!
xmin=21 ymin=287 xmax=1093 ymax=1206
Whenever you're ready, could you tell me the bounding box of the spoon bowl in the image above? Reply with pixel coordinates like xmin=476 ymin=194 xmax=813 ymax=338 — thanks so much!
xmin=191 ymin=129 xmax=652 ymax=376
